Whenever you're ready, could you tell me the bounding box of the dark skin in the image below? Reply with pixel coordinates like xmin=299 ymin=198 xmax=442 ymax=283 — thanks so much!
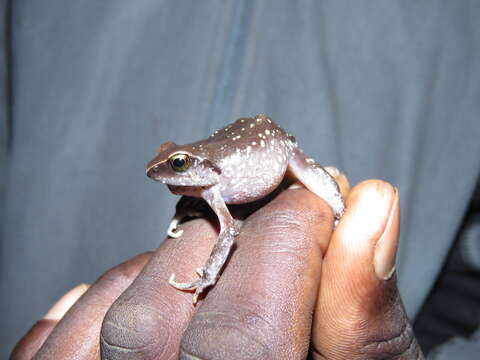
xmin=11 ymin=176 xmax=425 ymax=359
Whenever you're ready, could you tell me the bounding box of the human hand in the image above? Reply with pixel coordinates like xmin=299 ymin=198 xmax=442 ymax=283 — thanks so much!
xmin=309 ymin=177 xmax=424 ymax=359
xmin=11 ymin=173 xmax=424 ymax=359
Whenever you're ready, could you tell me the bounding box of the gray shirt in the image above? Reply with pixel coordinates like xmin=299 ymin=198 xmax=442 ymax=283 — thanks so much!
xmin=1 ymin=1 xmax=479 ymax=357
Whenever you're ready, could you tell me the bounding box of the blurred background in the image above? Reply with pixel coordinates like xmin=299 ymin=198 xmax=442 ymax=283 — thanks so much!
xmin=1 ymin=1 xmax=479 ymax=358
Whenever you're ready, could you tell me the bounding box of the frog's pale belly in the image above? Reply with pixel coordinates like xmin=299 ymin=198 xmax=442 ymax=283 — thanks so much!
xmin=219 ymin=165 xmax=288 ymax=204
xmin=218 ymin=151 xmax=288 ymax=204
xmin=215 ymin=124 xmax=293 ymax=204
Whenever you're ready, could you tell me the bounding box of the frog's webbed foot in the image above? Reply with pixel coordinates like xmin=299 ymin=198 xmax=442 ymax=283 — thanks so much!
xmin=169 ymin=272 xmax=215 ymax=304
xmin=169 ymin=189 xmax=238 ymax=304
xmin=169 ymin=223 xmax=239 ymax=304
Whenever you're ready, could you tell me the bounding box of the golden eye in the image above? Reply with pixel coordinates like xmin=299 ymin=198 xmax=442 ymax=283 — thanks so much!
xmin=169 ymin=153 xmax=191 ymax=172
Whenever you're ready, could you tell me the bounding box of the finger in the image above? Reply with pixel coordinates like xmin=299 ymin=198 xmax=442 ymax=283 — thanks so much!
xmin=44 ymin=284 xmax=91 ymax=321
xmin=100 ymin=218 xmax=219 ymax=359
xmin=311 ymin=180 xmax=424 ymax=359
xmin=10 ymin=284 xmax=89 ymax=360
xmin=180 ymin=187 xmax=334 ymax=360
xmin=32 ymin=252 xmax=152 ymax=360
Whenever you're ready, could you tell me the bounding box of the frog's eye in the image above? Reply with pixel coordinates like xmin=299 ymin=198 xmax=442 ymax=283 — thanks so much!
xmin=169 ymin=153 xmax=191 ymax=172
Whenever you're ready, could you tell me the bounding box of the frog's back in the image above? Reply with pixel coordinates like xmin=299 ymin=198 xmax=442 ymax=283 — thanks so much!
xmin=206 ymin=115 xmax=285 ymax=142
xmin=204 ymin=115 xmax=296 ymax=204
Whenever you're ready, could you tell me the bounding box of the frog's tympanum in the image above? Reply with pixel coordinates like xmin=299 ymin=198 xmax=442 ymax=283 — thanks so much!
xmin=146 ymin=115 xmax=344 ymax=303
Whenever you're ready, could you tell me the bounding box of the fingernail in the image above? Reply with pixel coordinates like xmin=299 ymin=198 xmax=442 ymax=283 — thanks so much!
xmin=288 ymin=182 xmax=305 ymax=190
xmin=43 ymin=283 xmax=90 ymax=320
xmin=324 ymin=166 xmax=340 ymax=179
xmin=374 ymin=188 xmax=400 ymax=280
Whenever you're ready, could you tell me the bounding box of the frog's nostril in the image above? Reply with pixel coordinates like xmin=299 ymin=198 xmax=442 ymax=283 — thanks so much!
xmin=147 ymin=165 xmax=160 ymax=179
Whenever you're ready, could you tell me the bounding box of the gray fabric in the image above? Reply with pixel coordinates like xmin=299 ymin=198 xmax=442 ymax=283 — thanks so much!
xmin=0 ymin=0 xmax=9 ymax=232
xmin=1 ymin=1 xmax=479 ymax=357
xmin=428 ymin=329 xmax=480 ymax=360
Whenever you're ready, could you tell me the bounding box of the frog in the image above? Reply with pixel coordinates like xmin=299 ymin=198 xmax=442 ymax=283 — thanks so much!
xmin=146 ymin=115 xmax=345 ymax=303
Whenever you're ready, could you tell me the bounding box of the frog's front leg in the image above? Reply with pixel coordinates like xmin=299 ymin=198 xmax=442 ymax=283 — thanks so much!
xmin=288 ymin=148 xmax=345 ymax=225
xmin=167 ymin=216 xmax=183 ymax=238
xmin=169 ymin=187 xmax=238 ymax=303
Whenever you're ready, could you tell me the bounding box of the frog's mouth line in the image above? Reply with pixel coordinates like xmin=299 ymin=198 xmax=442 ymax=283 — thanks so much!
xmin=168 ymin=185 xmax=193 ymax=192
xmin=168 ymin=185 xmax=213 ymax=196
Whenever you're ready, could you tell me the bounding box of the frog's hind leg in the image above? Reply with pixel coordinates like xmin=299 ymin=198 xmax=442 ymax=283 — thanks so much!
xmin=288 ymin=148 xmax=345 ymax=224
xmin=168 ymin=188 xmax=239 ymax=304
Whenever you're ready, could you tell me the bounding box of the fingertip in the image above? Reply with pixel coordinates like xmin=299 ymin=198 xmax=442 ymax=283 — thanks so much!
xmin=323 ymin=166 xmax=340 ymax=178
xmin=335 ymin=172 xmax=350 ymax=199
xmin=43 ymin=283 xmax=90 ymax=321
xmin=339 ymin=179 xmax=397 ymax=249
xmin=13 ymin=283 xmax=92 ymax=360
xmin=10 ymin=320 xmax=57 ymax=360
xmin=324 ymin=166 xmax=350 ymax=198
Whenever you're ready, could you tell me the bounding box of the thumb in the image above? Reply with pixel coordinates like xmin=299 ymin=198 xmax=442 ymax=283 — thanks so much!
xmin=312 ymin=180 xmax=424 ymax=359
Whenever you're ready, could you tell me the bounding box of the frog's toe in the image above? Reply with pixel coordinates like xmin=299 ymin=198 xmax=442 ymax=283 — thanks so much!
xmin=167 ymin=218 xmax=184 ymax=238
xmin=168 ymin=273 xmax=216 ymax=304
xmin=192 ymin=288 xmax=203 ymax=304
xmin=168 ymin=273 xmax=200 ymax=290
xmin=168 ymin=227 xmax=184 ymax=238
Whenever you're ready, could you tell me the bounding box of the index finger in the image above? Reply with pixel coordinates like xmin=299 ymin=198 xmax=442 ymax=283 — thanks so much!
xmin=180 ymin=186 xmax=335 ymax=360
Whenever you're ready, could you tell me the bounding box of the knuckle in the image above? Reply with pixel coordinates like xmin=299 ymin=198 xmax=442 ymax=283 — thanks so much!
xmin=100 ymin=301 xmax=175 ymax=359
xmin=249 ymin=207 xmax=322 ymax=258
xmin=98 ymin=252 xmax=152 ymax=288
xmin=361 ymin=320 xmax=422 ymax=359
xmin=255 ymin=208 xmax=308 ymax=237
xmin=280 ymin=189 xmax=335 ymax=222
xmin=180 ymin=311 xmax=274 ymax=360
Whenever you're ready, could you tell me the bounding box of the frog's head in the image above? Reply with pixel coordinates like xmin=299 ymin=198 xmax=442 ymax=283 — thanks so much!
xmin=146 ymin=141 xmax=221 ymax=190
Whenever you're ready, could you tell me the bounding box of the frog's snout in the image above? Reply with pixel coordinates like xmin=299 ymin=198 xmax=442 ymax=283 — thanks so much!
xmin=146 ymin=164 xmax=161 ymax=180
